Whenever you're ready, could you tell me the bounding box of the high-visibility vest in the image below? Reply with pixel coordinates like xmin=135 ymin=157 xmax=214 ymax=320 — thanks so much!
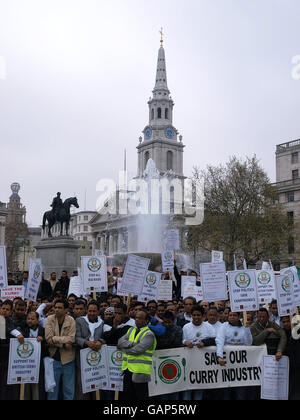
xmin=122 ymin=326 xmax=157 ymax=375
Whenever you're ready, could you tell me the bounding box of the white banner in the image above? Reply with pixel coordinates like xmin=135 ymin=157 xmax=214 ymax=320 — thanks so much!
xmin=280 ymin=266 xmax=300 ymax=306
xmin=138 ymin=271 xmax=161 ymax=303
xmin=275 ymin=273 xmax=295 ymax=317
xmin=81 ymin=256 xmax=107 ymax=293
xmin=161 ymin=251 xmax=174 ymax=272
xmin=120 ymin=255 xmax=150 ymax=295
xmin=25 ymin=259 xmax=42 ymax=302
xmin=7 ymin=338 xmax=41 ymax=384
xmin=256 ymin=270 xmax=277 ymax=304
xmin=157 ymin=280 xmax=173 ymax=301
xmin=261 ymin=355 xmax=289 ymax=400
xmin=0 ymin=246 xmax=8 ymax=289
xmin=80 ymin=346 xmax=108 ymax=394
xmin=149 ymin=345 xmax=267 ymax=396
xmin=200 ymin=262 xmax=227 ymax=302
xmin=211 ymin=250 xmax=223 ymax=263
xmin=166 ymin=229 xmax=180 ymax=251
xmin=228 ymin=270 xmax=259 ymax=312
xmin=1 ymin=286 xmax=25 ymax=301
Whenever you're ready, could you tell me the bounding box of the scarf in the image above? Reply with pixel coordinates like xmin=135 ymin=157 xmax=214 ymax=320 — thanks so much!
xmin=83 ymin=316 xmax=103 ymax=341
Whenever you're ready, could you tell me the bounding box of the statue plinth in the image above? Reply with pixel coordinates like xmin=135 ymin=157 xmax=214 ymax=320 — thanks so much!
xmin=35 ymin=237 xmax=81 ymax=279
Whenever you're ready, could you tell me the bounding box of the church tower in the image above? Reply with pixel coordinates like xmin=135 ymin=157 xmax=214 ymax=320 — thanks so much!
xmin=137 ymin=32 xmax=185 ymax=178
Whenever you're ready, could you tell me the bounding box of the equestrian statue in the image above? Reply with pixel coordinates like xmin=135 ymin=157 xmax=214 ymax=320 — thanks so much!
xmin=42 ymin=192 xmax=79 ymax=237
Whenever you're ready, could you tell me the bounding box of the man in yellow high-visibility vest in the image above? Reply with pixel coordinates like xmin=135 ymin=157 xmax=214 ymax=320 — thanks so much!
xmin=118 ymin=309 xmax=157 ymax=400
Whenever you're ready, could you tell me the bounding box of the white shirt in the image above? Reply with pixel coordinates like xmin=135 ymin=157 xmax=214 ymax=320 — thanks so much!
xmin=216 ymin=322 xmax=253 ymax=358
xmin=205 ymin=320 xmax=223 ymax=336
xmin=182 ymin=321 xmax=216 ymax=345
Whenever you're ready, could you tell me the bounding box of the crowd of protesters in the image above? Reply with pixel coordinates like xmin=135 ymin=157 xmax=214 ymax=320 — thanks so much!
xmin=0 ymin=266 xmax=300 ymax=401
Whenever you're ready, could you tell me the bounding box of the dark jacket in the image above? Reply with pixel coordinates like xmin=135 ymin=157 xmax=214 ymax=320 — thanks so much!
xmin=250 ymin=320 xmax=287 ymax=355
xmin=102 ymin=318 xmax=133 ymax=345
xmin=38 ymin=279 xmax=53 ymax=300
xmin=176 ymin=313 xmax=191 ymax=329
xmin=156 ymin=326 xmax=183 ymax=350
xmin=53 ymin=277 xmax=70 ymax=299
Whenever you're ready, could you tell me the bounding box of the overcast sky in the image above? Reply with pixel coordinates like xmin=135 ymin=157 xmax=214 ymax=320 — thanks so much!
xmin=1 ymin=0 xmax=300 ymax=226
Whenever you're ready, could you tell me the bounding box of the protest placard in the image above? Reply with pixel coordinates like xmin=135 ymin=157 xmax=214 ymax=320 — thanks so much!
xmin=103 ymin=346 xmax=124 ymax=392
xmin=0 ymin=286 xmax=25 ymax=300
xmin=68 ymin=276 xmax=84 ymax=298
xmin=200 ymin=262 xmax=227 ymax=302
xmin=211 ymin=250 xmax=223 ymax=263
xmin=138 ymin=271 xmax=161 ymax=302
xmin=81 ymin=256 xmax=107 ymax=293
xmin=166 ymin=229 xmax=180 ymax=251
xmin=7 ymin=339 xmax=41 ymax=385
xmin=280 ymin=266 xmax=300 ymax=306
xmin=120 ymin=254 xmax=150 ymax=295
xmin=228 ymin=270 xmax=259 ymax=312
xmin=157 ymin=280 xmax=173 ymax=301
xmin=181 ymin=276 xmax=203 ymax=300
xmin=149 ymin=345 xmax=267 ymax=396
xmin=275 ymin=272 xmax=295 ymax=317
xmin=256 ymin=270 xmax=277 ymax=304
xmin=0 ymin=246 xmax=8 ymax=289
xmin=261 ymin=355 xmax=289 ymax=400
xmin=25 ymin=259 xmax=42 ymax=302
xmin=80 ymin=346 xmax=108 ymax=394
xmin=0 ymin=315 xmax=5 ymax=339
xmin=161 ymin=250 xmax=174 ymax=272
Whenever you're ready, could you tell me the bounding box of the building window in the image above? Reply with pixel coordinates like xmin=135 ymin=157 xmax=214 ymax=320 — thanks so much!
xmin=165 ymin=108 xmax=169 ymax=119
xmin=151 ymin=109 xmax=154 ymax=120
xmin=292 ymin=169 xmax=299 ymax=180
xmin=287 ymin=211 xmax=294 ymax=225
xmin=84 ymin=215 xmax=88 ymax=221
xmin=288 ymin=237 xmax=295 ymax=254
xmin=78 ymin=226 xmax=81 ymax=232
xmin=292 ymin=152 xmax=298 ymax=164
xmin=84 ymin=225 xmax=88 ymax=232
xmin=78 ymin=216 xmax=81 ymax=221
xmin=144 ymin=151 xmax=150 ymax=169
xmin=287 ymin=191 xmax=295 ymax=202
xmin=167 ymin=151 xmax=173 ymax=170
xmin=157 ymin=108 xmax=162 ymax=119
xmin=83 ymin=236 xmax=88 ymax=242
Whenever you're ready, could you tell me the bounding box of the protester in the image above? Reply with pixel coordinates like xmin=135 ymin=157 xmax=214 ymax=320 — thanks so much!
xmin=118 ymin=309 xmax=157 ymax=400
xmin=216 ymin=311 xmax=253 ymax=400
xmin=75 ymin=300 xmax=106 ymax=400
xmin=45 ymin=299 xmax=76 ymax=400
xmin=176 ymin=296 xmax=196 ymax=328
xmin=182 ymin=305 xmax=216 ymax=400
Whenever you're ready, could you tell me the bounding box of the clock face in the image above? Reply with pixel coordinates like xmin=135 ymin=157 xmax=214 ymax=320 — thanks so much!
xmin=145 ymin=128 xmax=152 ymax=139
xmin=165 ymin=128 xmax=174 ymax=139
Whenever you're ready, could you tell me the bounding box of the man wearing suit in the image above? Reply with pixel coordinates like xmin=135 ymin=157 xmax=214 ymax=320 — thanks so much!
xmin=75 ymin=300 xmax=107 ymax=400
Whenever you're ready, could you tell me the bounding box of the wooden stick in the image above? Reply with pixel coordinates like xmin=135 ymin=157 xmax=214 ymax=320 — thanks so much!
xmin=114 ymin=390 xmax=119 ymax=400
xmin=93 ymin=291 xmax=101 ymax=401
xmin=126 ymin=294 xmax=131 ymax=311
xmin=243 ymin=311 xmax=248 ymax=327
xmin=20 ymin=384 xmax=25 ymax=400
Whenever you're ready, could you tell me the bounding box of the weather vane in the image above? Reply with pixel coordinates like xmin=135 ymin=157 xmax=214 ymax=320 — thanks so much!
xmin=159 ymin=27 xmax=164 ymax=47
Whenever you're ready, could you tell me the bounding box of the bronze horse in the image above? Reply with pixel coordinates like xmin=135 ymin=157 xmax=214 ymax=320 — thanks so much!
xmin=42 ymin=197 xmax=79 ymax=237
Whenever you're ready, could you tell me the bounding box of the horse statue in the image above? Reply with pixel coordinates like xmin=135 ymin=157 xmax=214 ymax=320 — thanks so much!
xmin=42 ymin=197 xmax=79 ymax=237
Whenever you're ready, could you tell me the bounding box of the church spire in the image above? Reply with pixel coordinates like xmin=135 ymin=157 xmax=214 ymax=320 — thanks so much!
xmin=153 ymin=28 xmax=169 ymax=95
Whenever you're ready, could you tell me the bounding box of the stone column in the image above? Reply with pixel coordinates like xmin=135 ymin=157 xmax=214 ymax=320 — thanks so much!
xmin=127 ymin=227 xmax=136 ymax=253
xmin=100 ymin=235 xmax=105 ymax=252
xmin=117 ymin=230 xmax=123 ymax=253
xmin=91 ymin=233 xmax=97 ymax=255
xmin=108 ymin=232 xmax=114 ymax=256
